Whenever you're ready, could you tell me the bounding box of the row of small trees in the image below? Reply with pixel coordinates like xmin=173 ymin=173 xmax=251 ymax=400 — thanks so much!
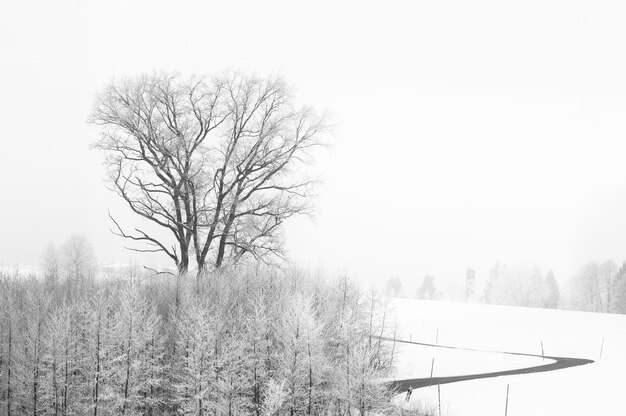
xmin=0 ymin=268 xmax=397 ymax=416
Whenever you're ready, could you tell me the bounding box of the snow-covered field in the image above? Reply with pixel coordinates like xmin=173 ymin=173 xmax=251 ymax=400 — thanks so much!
xmin=389 ymin=298 xmax=626 ymax=415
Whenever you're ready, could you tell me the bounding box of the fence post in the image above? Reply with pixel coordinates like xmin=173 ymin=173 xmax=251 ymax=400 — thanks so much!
xmin=504 ymin=384 xmax=510 ymax=416
xmin=429 ymin=358 xmax=435 ymax=387
xmin=599 ymin=337 xmax=605 ymax=360
xmin=541 ymin=341 xmax=544 ymax=360
xmin=438 ymin=383 xmax=442 ymax=416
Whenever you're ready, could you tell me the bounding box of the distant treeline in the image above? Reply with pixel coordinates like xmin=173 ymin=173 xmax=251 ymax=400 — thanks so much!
xmin=0 ymin=268 xmax=398 ymax=416
xmin=385 ymin=259 xmax=626 ymax=314
xmin=483 ymin=263 xmax=560 ymax=308
xmin=483 ymin=260 xmax=626 ymax=313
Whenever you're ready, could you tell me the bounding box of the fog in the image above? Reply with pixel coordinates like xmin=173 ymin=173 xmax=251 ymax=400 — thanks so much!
xmin=2 ymin=0 xmax=626 ymax=290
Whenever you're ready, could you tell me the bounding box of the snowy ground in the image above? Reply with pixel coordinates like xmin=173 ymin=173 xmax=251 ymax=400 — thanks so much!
xmin=388 ymin=298 xmax=626 ymax=415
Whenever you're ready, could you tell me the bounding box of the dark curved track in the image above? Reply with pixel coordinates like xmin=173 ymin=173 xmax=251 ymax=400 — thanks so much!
xmin=380 ymin=337 xmax=594 ymax=392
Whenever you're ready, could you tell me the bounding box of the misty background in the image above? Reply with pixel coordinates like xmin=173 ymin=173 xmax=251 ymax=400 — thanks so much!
xmin=2 ymin=0 xmax=626 ymax=293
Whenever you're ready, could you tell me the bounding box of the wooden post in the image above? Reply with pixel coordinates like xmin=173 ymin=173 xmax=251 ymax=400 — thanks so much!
xmin=599 ymin=337 xmax=604 ymax=360
xmin=429 ymin=358 xmax=435 ymax=386
xmin=390 ymin=329 xmax=397 ymax=366
xmin=438 ymin=383 xmax=442 ymax=416
xmin=504 ymin=384 xmax=510 ymax=416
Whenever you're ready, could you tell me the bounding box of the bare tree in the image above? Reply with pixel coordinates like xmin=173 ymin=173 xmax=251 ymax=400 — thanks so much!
xmin=42 ymin=243 xmax=60 ymax=286
xmin=543 ymin=270 xmax=560 ymax=309
xmin=91 ymin=72 xmax=327 ymax=276
xmin=385 ymin=278 xmax=402 ymax=297
xmin=62 ymin=235 xmax=96 ymax=294
xmin=600 ymin=260 xmax=617 ymax=313
xmin=567 ymin=260 xmax=618 ymax=312
xmin=416 ymin=275 xmax=436 ymax=300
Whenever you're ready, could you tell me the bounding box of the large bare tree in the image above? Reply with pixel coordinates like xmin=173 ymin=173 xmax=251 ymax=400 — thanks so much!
xmin=91 ymin=72 xmax=326 ymax=276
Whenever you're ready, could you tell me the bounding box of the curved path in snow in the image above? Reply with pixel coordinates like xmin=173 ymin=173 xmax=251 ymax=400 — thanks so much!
xmin=381 ymin=337 xmax=594 ymax=392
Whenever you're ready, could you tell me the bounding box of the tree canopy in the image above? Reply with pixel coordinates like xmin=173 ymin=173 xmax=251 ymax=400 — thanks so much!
xmin=91 ymin=72 xmax=327 ymax=275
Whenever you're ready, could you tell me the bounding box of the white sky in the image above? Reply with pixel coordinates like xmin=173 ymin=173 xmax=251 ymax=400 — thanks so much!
xmin=1 ymin=0 xmax=626 ymax=289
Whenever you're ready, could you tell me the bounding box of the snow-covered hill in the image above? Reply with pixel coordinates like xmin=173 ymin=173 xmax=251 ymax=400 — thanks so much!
xmin=389 ymin=298 xmax=625 ymax=415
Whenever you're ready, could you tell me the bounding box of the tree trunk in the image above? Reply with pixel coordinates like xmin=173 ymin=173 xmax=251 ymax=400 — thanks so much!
xmin=253 ymin=339 xmax=260 ymax=416
xmin=93 ymin=313 xmax=102 ymax=416
xmin=214 ymin=224 xmax=231 ymax=268
xmin=215 ymin=197 xmax=239 ymax=268
xmin=307 ymin=332 xmax=313 ymax=416
xmin=63 ymin=337 xmax=69 ymax=416
xmin=290 ymin=325 xmax=300 ymax=416
xmin=122 ymin=314 xmax=133 ymax=416
xmin=52 ymin=346 xmax=59 ymax=416
xmin=178 ymin=256 xmax=189 ymax=276
xmin=32 ymin=320 xmax=41 ymax=416
xmin=228 ymin=375 xmax=233 ymax=416
xmin=196 ymin=263 xmax=207 ymax=294
xmin=214 ymin=338 xmax=219 ymax=416
xmin=6 ymin=321 xmax=12 ymax=416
